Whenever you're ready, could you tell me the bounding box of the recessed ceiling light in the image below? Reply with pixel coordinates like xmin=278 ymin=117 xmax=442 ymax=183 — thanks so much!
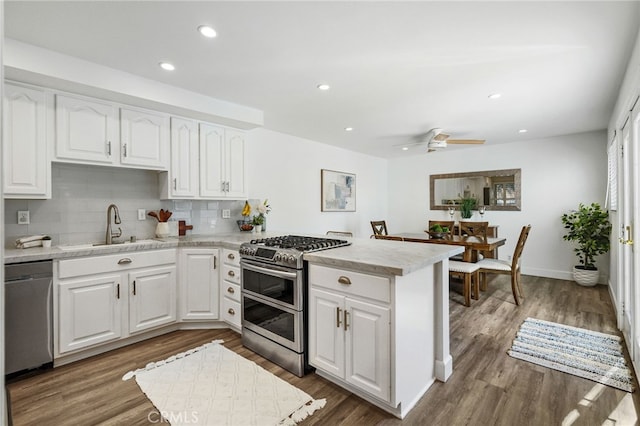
xmin=198 ymin=25 xmax=217 ymax=38
xmin=344 ymin=127 xmax=353 ymax=132
xmin=317 ymin=84 xmax=330 ymax=91
xmin=519 ymin=129 xmax=528 ymax=133
xmin=159 ymin=62 xmax=175 ymax=71
xmin=488 ymin=93 xmax=501 ymax=99
xmin=402 ymin=147 xmax=409 ymax=151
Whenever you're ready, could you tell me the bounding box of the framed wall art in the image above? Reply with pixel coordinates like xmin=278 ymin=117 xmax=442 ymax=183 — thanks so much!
xmin=321 ymin=169 xmax=356 ymax=212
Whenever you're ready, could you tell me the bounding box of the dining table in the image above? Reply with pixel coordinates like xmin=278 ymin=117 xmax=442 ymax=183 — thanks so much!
xmin=394 ymin=233 xmax=507 ymax=263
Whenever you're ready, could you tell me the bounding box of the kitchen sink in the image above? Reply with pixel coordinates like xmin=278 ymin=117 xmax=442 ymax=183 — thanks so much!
xmin=58 ymin=239 xmax=159 ymax=251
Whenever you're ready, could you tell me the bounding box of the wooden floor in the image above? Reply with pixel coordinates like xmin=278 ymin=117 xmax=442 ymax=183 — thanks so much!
xmin=7 ymin=275 xmax=640 ymax=425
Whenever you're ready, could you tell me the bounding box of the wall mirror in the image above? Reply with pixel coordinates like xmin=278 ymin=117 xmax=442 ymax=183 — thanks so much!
xmin=430 ymin=169 xmax=521 ymax=211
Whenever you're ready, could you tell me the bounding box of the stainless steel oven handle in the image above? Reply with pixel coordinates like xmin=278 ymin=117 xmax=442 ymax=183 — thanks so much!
xmin=241 ymin=262 xmax=298 ymax=280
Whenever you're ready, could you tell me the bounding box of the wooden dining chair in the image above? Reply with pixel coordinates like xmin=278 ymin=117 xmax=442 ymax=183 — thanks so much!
xmin=459 ymin=221 xmax=489 ymax=239
xmin=448 ymin=260 xmax=481 ymax=307
xmin=374 ymin=235 xmax=404 ymax=241
xmin=454 ymin=221 xmax=489 ymax=261
xmin=326 ymin=231 xmax=353 ymax=238
xmin=476 ymin=225 xmax=532 ymax=305
xmin=370 ymin=220 xmax=388 ymax=236
xmin=428 ymin=220 xmax=455 ymax=237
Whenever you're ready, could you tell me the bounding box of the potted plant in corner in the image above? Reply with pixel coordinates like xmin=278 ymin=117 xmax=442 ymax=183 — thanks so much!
xmin=561 ymin=202 xmax=611 ymax=286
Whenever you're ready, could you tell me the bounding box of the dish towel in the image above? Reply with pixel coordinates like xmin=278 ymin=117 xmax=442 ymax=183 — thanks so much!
xmin=15 ymin=235 xmax=47 ymax=249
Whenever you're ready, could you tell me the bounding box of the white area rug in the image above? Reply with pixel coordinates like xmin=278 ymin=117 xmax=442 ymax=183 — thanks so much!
xmin=123 ymin=340 xmax=325 ymax=425
xmin=509 ymin=318 xmax=635 ymax=392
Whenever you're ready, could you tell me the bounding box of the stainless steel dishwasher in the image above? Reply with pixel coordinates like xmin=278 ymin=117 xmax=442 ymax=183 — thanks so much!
xmin=5 ymin=260 xmax=53 ymax=376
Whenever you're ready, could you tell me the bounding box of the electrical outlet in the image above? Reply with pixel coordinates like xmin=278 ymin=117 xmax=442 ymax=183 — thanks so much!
xmin=222 ymin=209 xmax=231 ymax=219
xmin=18 ymin=211 xmax=30 ymax=225
xmin=138 ymin=209 xmax=146 ymax=220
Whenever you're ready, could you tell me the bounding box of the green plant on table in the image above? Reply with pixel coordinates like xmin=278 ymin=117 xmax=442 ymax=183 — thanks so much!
xmin=459 ymin=197 xmax=477 ymax=219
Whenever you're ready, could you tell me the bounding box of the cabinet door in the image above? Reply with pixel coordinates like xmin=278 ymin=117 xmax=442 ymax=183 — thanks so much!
xmin=55 ymin=94 xmax=118 ymax=164
xmin=129 ymin=265 xmax=177 ymax=333
xmin=225 ymin=129 xmax=247 ymax=198
xmin=3 ymin=83 xmax=50 ymax=198
xmin=345 ymin=298 xmax=391 ymax=402
xmin=170 ymin=117 xmax=199 ymax=197
xmin=179 ymin=249 xmax=219 ymax=320
xmin=199 ymin=122 xmax=226 ymax=197
xmin=59 ymin=274 xmax=123 ymax=353
xmin=308 ymin=288 xmax=345 ymax=378
xmin=120 ymin=107 xmax=169 ymax=170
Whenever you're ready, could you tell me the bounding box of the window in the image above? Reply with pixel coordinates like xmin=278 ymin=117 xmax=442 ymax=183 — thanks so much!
xmin=494 ymin=182 xmax=516 ymax=206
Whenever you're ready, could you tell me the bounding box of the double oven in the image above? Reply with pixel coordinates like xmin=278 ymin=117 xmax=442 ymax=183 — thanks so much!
xmin=239 ymin=235 xmax=350 ymax=377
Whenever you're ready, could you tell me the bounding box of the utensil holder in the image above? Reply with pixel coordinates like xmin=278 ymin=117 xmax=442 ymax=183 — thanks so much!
xmin=155 ymin=222 xmax=170 ymax=238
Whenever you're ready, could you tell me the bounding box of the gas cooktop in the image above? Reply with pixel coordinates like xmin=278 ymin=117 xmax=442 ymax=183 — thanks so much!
xmin=239 ymin=235 xmax=351 ymax=268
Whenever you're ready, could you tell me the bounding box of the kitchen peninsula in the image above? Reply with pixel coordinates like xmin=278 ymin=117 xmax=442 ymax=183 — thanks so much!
xmin=4 ymin=233 xmax=462 ymax=419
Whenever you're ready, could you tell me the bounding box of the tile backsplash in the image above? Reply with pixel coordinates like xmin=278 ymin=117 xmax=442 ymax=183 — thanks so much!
xmin=4 ymin=163 xmax=250 ymax=248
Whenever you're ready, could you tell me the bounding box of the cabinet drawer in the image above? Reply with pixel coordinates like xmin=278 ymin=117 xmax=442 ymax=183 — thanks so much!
xmin=308 ymin=264 xmax=390 ymax=303
xmin=58 ymin=249 xmax=176 ymax=279
xmin=222 ymin=298 xmax=241 ymax=328
xmin=222 ymin=265 xmax=240 ymax=285
xmin=222 ymin=282 xmax=240 ymax=303
xmin=223 ymin=249 xmax=240 ymax=267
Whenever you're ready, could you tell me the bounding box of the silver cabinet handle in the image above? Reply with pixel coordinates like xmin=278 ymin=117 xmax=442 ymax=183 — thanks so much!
xmin=228 ymin=253 xmax=235 ymax=260
xmin=118 ymin=258 xmax=132 ymax=265
xmin=336 ymin=307 xmax=342 ymax=328
xmin=338 ymin=276 xmax=352 ymax=285
xmin=116 ymin=283 xmax=120 ymax=299
xmin=173 ymin=178 xmax=177 ymax=190
xmin=213 ymin=256 xmax=217 ymax=270
xmin=122 ymin=143 xmax=127 ymax=157
xmin=107 ymin=141 xmax=112 ymax=156
xmin=228 ymin=308 xmax=235 ymax=315
xmin=226 ymin=182 xmax=230 ymax=192
xmin=221 ymin=181 xmax=226 ymax=191
xmin=227 ymin=286 xmax=235 ymax=294
xmin=132 ymin=280 xmax=136 ymax=296
xmin=228 ymin=270 xmax=235 ymax=277
xmin=344 ymin=310 xmax=349 ymax=331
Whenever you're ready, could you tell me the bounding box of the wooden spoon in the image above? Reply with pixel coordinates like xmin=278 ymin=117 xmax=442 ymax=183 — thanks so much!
xmin=147 ymin=211 xmax=159 ymax=221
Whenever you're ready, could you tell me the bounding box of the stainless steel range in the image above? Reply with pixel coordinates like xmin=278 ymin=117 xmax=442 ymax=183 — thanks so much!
xmin=239 ymin=235 xmax=351 ymax=376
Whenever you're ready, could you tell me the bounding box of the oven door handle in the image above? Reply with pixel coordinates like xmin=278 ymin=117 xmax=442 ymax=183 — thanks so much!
xmin=241 ymin=262 xmax=299 ymax=280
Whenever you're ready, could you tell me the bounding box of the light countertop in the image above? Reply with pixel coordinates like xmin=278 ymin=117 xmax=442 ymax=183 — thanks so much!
xmin=4 ymin=232 xmax=464 ymax=277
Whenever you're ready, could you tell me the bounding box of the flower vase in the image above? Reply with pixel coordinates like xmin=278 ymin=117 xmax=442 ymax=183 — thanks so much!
xmin=155 ymin=222 xmax=170 ymax=238
xmin=262 ymin=218 xmax=266 ymax=232
xmin=254 ymin=225 xmax=263 ymax=233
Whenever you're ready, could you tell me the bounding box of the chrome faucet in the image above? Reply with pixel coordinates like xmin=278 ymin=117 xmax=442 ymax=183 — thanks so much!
xmin=105 ymin=204 xmax=122 ymax=245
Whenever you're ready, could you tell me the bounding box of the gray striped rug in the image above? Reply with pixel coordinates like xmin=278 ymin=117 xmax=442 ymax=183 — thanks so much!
xmin=508 ymin=318 xmax=635 ymax=392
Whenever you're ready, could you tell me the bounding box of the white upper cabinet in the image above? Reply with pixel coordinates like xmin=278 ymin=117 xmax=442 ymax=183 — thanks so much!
xmin=199 ymin=122 xmax=225 ymax=197
xmin=162 ymin=120 xmax=246 ymax=200
xmin=54 ymin=93 xmax=170 ymax=171
xmin=199 ymin=123 xmax=246 ymax=198
xmin=120 ymin=107 xmax=169 ymax=170
xmin=224 ymin=129 xmax=247 ymax=198
xmin=55 ymin=93 xmax=119 ymax=165
xmin=3 ymin=82 xmax=51 ymax=198
xmin=168 ymin=117 xmax=199 ymax=197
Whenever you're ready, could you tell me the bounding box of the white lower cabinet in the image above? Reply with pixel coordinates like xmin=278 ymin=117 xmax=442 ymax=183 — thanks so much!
xmin=308 ymin=265 xmax=391 ymax=403
xmin=56 ymin=250 xmax=177 ymax=355
xmin=129 ymin=266 xmax=177 ymax=333
xmin=220 ymin=249 xmax=241 ymax=329
xmin=59 ymin=274 xmax=123 ymax=353
xmin=179 ymin=248 xmax=220 ymax=321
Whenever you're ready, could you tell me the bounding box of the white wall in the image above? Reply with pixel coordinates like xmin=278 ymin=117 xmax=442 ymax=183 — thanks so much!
xmin=388 ymin=131 xmax=608 ymax=281
xmin=245 ymin=128 xmax=388 ymax=238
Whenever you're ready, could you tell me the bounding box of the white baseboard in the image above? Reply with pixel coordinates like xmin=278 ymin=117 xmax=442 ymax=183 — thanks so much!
xmin=522 ymin=266 xmax=608 ymax=285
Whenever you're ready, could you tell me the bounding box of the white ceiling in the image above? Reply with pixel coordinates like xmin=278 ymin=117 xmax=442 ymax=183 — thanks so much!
xmin=4 ymin=1 xmax=639 ymax=158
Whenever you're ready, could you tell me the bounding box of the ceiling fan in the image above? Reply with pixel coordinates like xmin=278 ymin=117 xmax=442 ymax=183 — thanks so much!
xmin=401 ymin=128 xmax=485 ymax=152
